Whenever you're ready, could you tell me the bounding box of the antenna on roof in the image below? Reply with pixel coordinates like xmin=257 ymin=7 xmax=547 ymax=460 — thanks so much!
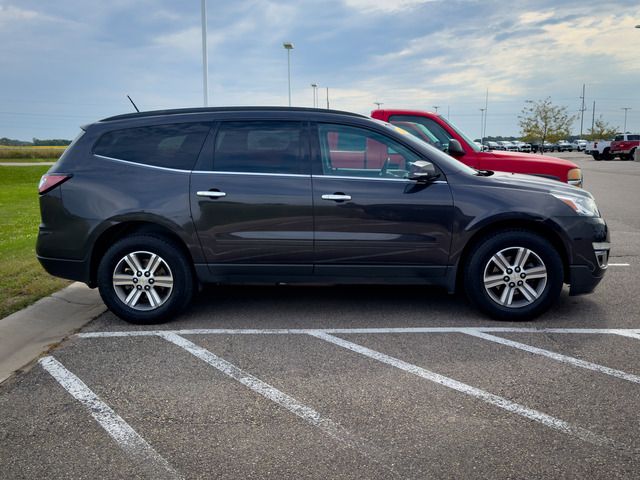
xmin=126 ymin=95 xmax=140 ymax=113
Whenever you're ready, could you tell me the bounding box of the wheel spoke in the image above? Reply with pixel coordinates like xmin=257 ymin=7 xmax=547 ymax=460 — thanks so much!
xmin=520 ymin=282 xmax=540 ymax=302
xmin=124 ymin=253 xmax=143 ymax=273
xmin=153 ymin=275 xmax=173 ymax=288
xmin=484 ymin=274 xmax=505 ymax=289
xmin=113 ymin=274 xmax=134 ymax=286
xmin=146 ymin=288 xmax=161 ymax=308
xmin=124 ymin=288 xmax=143 ymax=307
xmin=514 ymin=247 xmax=530 ymax=269
xmin=147 ymin=254 xmax=162 ymax=274
xmin=524 ymin=265 xmax=547 ymax=279
xmin=493 ymin=252 xmax=511 ymax=272
xmin=499 ymin=286 xmax=513 ymax=305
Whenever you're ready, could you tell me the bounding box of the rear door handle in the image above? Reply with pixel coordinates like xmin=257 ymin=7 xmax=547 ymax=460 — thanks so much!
xmin=197 ymin=190 xmax=226 ymax=198
xmin=322 ymin=193 xmax=351 ymax=201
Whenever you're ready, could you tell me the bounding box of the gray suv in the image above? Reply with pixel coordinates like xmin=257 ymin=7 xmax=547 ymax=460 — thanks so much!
xmin=37 ymin=107 xmax=610 ymax=324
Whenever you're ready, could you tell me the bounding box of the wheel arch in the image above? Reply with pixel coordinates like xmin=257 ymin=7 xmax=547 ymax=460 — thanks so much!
xmin=88 ymin=220 xmax=196 ymax=288
xmin=453 ymin=218 xmax=571 ymax=292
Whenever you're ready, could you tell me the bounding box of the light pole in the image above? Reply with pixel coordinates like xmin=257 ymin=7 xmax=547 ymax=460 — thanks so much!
xmin=433 ymin=105 xmax=440 ymax=113
xmin=480 ymin=108 xmax=486 ymax=145
xmin=283 ymin=42 xmax=294 ymax=106
xmin=201 ymin=0 xmax=208 ymax=107
xmin=374 ymin=102 xmax=383 ymax=109
xmin=622 ymin=107 xmax=631 ymax=133
xmin=326 ymin=87 xmax=330 ymax=109
xmin=311 ymin=83 xmax=318 ymax=108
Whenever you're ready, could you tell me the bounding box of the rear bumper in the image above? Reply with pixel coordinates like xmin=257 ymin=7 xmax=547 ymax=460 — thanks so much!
xmin=38 ymin=255 xmax=92 ymax=286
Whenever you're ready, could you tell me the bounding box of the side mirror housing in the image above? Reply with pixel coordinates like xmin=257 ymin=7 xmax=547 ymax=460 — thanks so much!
xmin=448 ymin=138 xmax=465 ymax=156
xmin=408 ymin=160 xmax=440 ymax=182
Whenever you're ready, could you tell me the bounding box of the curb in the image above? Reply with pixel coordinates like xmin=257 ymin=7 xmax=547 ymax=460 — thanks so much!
xmin=0 ymin=282 xmax=106 ymax=384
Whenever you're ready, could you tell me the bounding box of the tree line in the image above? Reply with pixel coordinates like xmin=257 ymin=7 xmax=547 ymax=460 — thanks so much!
xmin=0 ymin=137 xmax=71 ymax=146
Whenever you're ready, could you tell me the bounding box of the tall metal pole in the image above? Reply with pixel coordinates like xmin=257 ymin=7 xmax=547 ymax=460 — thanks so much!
xmin=326 ymin=87 xmax=329 ymax=109
xmin=591 ymin=101 xmax=595 ymax=136
xmin=622 ymin=107 xmax=631 ymax=132
xmin=201 ymin=0 xmax=209 ymax=107
xmin=283 ymin=42 xmax=294 ymax=107
xmin=433 ymin=105 xmax=439 ymax=113
xmin=311 ymin=84 xmax=318 ymax=108
xmin=483 ymin=88 xmax=489 ymax=144
xmin=579 ymin=84 xmax=585 ymax=138
xmin=480 ymin=108 xmax=486 ymax=144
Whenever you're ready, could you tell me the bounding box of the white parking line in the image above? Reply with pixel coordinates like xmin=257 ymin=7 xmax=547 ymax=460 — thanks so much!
xmin=158 ymin=332 xmax=393 ymax=470
xmin=461 ymin=329 xmax=640 ymax=384
xmin=307 ymin=331 xmax=620 ymax=451
xmin=609 ymin=263 xmax=631 ymax=266
xmin=39 ymin=356 xmax=181 ymax=480
xmin=77 ymin=327 xmax=640 ymax=338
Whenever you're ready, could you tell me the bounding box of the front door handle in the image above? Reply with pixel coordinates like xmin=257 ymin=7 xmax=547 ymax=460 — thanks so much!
xmin=322 ymin=193 xmax=351 ymax=201
xmin=197 ymin=190 xmax=226 ymax=198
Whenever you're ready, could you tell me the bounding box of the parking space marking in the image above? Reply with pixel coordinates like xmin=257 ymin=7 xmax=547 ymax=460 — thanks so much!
xmin=77 ymin=327 xmax=640 ymax=338
xmin=461 ymin=329 xmax=640 ymax=384
xmin=609 ymin=263 xmax=631 ymax=266
xmin=307 ymin=331 xmax=621 ymax=451
xmin=158 ymin=332 xmax=394 ymax=472
xmin=39 ymin=356 xmax=181 ymax=480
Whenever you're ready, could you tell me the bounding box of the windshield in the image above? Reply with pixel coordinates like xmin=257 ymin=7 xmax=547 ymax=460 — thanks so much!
xmin=439 ymin=116 xmax=482 ymax=152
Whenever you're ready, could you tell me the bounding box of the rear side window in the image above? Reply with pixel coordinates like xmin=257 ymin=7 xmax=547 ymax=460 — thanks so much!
xmin=94 ymin=123 xmax=210 ymax=170
xmin=213 ymin=121 xmax=307 ymax=174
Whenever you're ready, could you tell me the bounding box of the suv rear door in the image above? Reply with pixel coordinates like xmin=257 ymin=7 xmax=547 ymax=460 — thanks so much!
xmin=190 ymin=120 xmax=313 ymax=278
xmin=310 ymin=122 xmax=454 ymax=280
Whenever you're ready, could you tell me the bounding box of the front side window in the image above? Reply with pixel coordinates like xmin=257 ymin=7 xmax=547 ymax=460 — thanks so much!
xmin=213 ymin=121 xmax=307 ymax=174
xmin=317 ymin=123 xmax=421 ymax=179
xmin=94 ymin=123 xmax=210 ymax=170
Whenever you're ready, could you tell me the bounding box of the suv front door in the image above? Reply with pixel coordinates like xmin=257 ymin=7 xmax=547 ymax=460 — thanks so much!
xmin=311 ymin=122 xmax=454 ymax=280
xmin=190 ymin=120 xmax=313 ymax=279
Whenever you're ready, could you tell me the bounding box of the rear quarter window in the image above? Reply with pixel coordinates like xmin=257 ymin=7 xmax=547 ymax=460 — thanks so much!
xmin=93 ymin=123 xmax=210 ymax=170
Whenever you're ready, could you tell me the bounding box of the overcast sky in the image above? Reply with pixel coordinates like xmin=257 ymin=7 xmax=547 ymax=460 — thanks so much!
xmin=1 ymin=0 xmax=639 ymax=140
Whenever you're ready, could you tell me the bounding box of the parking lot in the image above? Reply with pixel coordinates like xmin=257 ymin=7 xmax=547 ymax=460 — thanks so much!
xmin=1 ymin=152 xmax=639 ymax=479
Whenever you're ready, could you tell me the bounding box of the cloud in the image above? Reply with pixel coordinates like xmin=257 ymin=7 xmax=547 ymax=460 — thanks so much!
xmin=343 ymin=0 xmax=436 ymax=14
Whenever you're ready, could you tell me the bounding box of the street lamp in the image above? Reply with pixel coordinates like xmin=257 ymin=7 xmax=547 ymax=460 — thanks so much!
xmin=433 ymin=105 xmax=440 ymax=113
xmin=311 ymin=83 xmax=318 ymax=108
xmin=283 ymin=42 xmax=294 ymax=107
xmin=622 ymin=107 xmax=631 ymax=133
xmin=480 ymin=108 xmax=486 ymax=145
xmin=374 ymin=102 xmax=383 ymax=109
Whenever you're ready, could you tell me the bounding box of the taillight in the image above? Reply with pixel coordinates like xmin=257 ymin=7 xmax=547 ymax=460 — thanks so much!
xmin=38 ymin=174 xmax=72 ymax=194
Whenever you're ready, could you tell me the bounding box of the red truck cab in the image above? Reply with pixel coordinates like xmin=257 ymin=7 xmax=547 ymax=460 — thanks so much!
xmin=371 ymin=109 xmax=583 ymax=187
xmin=609 ymin=133 xmax=639 ymax=160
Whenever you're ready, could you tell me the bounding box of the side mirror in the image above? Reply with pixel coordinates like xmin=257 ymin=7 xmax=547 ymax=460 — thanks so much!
xmin=448 ymin=138 xmax=465 ymax=156
xmin=408 ymin=160 xmax=440 ymax=182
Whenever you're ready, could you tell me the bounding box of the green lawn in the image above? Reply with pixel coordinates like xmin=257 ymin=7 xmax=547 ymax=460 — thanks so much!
xmin=0 ymin=165 xmax=70 ymax=318
xmin=0 ymin=158 xmax=56 ymax=163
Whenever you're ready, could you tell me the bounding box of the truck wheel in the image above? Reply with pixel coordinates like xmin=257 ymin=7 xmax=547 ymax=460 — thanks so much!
xmin=592 ymin=152 xmax=601 ymax=161
xmin=631 ymin=148 xmax=637 ymax=161
xmin=464 ymin=230 xmax=563 ymax=321
xmin=602 ymin=148 xmax=612 ymax=161
xmin=97 ymin=235 xmax=195 ymax=324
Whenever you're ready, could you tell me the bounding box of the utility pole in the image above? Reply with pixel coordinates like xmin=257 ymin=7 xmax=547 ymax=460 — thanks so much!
xmin=579 ymin=84 xmax=586 ymax=139
xmin=591 ymin=101 xmax=595 ymax=137
xmin=201 ymin=0 xmax=209 ymax=107
xmin=480 ymin=108 xmax=486 ymax=145
xmin=483 ymin=88 xmax=489 ymax=145
xmin=622 ymin=107 xmax=632 ymax=132
xmin=326 ymin=87 xmax=330 ymax=109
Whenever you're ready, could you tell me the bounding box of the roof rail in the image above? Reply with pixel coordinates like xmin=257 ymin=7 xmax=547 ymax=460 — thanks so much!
xmin=101 ymin=106 xmax=368 ymax=122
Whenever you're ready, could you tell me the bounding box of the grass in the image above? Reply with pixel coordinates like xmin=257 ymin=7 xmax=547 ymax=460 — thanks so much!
xmin=0 ymin=158 xmax=57 ymax=163
xmin=0 ymin=146 xmax=66 ymax=159
xmin=0 ymin=165 xmax=70 ymax=318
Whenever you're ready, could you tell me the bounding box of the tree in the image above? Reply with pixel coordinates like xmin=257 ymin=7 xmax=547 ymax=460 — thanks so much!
xmin=585 ymin=117 xmax=618 ymax=141
xmin=519 ymin=97 xmax=576 ymax=152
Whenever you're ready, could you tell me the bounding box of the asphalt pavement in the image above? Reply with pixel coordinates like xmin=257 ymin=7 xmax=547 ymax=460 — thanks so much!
xmin=1 ymin=152 xmax=639 ymax=479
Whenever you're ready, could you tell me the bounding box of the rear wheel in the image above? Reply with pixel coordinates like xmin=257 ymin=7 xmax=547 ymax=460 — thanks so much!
xmin=97 ymin=235 xmax=194 ymax=324
xmin=464 ymin=230 xmax=563 ymax=321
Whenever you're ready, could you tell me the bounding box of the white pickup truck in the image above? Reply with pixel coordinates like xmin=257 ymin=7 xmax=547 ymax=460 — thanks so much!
xmin=585 ymin=140 xmax=612 ymax=160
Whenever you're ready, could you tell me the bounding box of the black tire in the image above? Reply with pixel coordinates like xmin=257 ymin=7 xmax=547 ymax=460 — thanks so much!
xmin=592 ymin=152 xmax=601 ymax=161
xmin=602 ymin=148 xmax=612 ymax=161
xmin=97 ymin=235 xmax=195 ymax=324
xmin=464 ymin=230 xmax=564 ymax=321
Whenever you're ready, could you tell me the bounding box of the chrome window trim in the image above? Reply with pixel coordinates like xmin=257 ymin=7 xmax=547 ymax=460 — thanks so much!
xmin=316 ymin=174 xmax=447 ymax=184
xmin=94 ymin=154 xmax=191 ymax=174
xmin=191 ymin=170 xmax=311 ymax=178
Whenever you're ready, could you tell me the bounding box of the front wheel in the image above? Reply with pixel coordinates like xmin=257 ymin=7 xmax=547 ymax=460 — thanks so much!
xmin=97 ymin=235 xmax=195 ymax=324
xmin=464 ymin=231 xmax=564 ymax=321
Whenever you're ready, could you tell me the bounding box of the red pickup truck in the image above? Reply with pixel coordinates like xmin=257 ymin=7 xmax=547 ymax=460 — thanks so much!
xmin=609 ymin=133 xmax=639 ymax=160
xmin=371 ymin=109 xmax=583 ymax=187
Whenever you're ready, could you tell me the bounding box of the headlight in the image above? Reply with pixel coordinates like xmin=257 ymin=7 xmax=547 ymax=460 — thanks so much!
xmin=551 ymin=192 xmax=600 ymax=217
xmin=567 ymin=168 xmax=582 ymax=188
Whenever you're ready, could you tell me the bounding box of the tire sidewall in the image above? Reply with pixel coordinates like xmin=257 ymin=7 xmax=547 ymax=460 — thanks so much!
xmin=97 ymin=235 xmax=193 ymax=324
xmin=465 ymin=231 xmax=564 ymax=321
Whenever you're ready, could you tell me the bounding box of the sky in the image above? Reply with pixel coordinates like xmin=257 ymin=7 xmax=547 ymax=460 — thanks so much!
xmin=1 ymin=0 xmax=639 ymax=140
